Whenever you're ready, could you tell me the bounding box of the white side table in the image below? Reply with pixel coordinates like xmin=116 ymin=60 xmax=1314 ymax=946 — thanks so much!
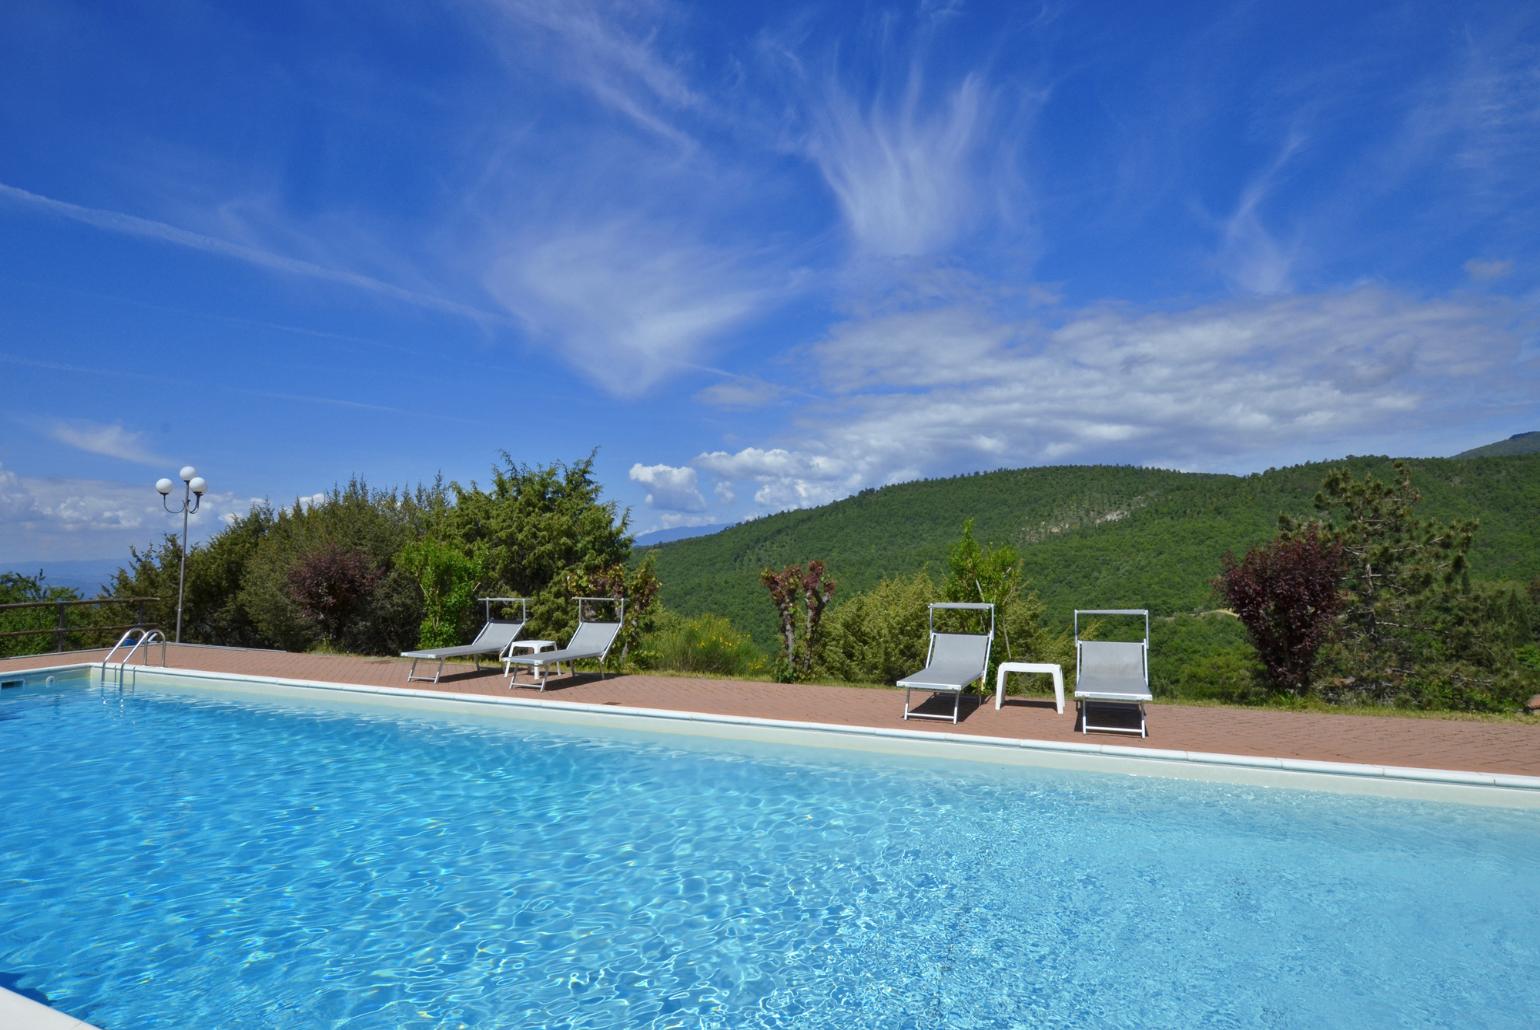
xmin=995 ymin=662 xmax=1065 ymax=715
xmin=503 ymin=640 xmax=554 ymax=680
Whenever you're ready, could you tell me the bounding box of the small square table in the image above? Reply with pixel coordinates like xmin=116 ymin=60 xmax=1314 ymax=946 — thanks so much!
xmin=994 ymin=662 xmax=1065 ymax=715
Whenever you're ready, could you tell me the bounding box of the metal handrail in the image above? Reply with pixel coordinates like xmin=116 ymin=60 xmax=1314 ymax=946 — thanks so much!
xmin=101 ymin=627 xmax=143 ymax=667
xmin=101 ymin=627 xmax=166 ymax=686
xmin=120 ymin=628 xmax=166 ymax=669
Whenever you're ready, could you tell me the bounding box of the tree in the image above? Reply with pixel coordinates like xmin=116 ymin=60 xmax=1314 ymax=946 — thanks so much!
xmin=107 ymin=505 xmax=276 ymax=647
xmin=397 ymin=538 xmax=485 ymax=649
xmin=444 ymin=452 xmax=633 ymax=643
xmin=287 ymin=544 xmax=382 ymax=649
xmin=760 ymin=561 xmax=836 ymax=680
xmin=563 ymin=554 xmax=662 ymax=670
xmin=941 ymin=520 xmax=1061 ymax=687
xmin=1282 ymin=462 xmax=1476 ymax=700
xmin=237 ymin=481 xmax=429 ymax=653
xmin=1216 ymin=531 xmax=1344 ymax=696
xmin=816 ymin=571 xmax=936 ymax=684
xmin=0 ymin=572 xmax=80 ymax=658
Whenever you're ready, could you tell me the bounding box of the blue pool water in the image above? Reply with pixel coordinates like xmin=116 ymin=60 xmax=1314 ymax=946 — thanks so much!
xmin=2 ymin=675 xmax=1538 ymax=1028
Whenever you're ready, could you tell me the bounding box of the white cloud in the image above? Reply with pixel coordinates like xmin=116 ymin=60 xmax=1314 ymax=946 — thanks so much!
xmin=0 ymin=463 xmax=42 ymax=521
xmin=694 ymin=447 xmax=859 ymax=511
xmin=48 ymin=420 xmax=171 ymax=466
xmin=472 ymin=0 xmax=702 ymax=147
xmin=1217 ymin=135 xmax=1305 ymax=295
xmin=0 ymin=181 xmax=497 ymax=323
xmin=628 ymin=462 xmax=706 ymax=512
xmin=804 ymin=72 xmax=997 ymax=257
xmin=684 ymin=286 xmax=1528 ymax=512
xmin=657 ymin=512 xmax=719 ymax=530
xmin=484 ymin=220 xmax=769 ymax=395
xmin=694 ymin=379 xmax=785 ymax=409
xmin=1464 ymin=258 xmax=1513 ymax=281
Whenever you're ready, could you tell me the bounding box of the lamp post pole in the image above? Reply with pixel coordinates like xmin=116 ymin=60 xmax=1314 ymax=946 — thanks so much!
xmin=156 ymin=465 xmax=208 ymax=644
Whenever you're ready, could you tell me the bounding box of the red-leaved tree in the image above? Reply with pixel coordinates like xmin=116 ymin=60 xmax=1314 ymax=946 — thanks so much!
xmin=287 ymin=543 xmax=381 ymax=649
xmin=1216 ymin=532 xmax=1345 ymax=696
xmin=761 ymin=560 xmax=836 ymax=680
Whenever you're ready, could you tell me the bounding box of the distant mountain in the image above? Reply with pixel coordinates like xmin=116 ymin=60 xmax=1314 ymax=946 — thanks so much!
xmin=0 ymin=558 xmax=123 ymax=596
xmin=643 ymin=454 xmax=1540 ymax=653
xmin=1456 ymin=431 xmax=1540 ymax=458
xmin=634 ymin=523 xmax=731 ymax=548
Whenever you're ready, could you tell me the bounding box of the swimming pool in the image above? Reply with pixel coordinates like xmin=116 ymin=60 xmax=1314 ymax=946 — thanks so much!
xmin=3 ymin=673 xmax=1538 ymax=1027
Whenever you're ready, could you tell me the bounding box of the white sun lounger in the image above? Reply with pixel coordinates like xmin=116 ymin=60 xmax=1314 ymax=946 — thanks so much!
xmin=504 ymin=597 xmax=624 ymax=691
xmin=898 ymin=602 xmax=995 ymax=724
xmin=1074 ymin=608 xmax=1152 ymax=737
xmin=402 ymin=597 xmax=528 ymax=684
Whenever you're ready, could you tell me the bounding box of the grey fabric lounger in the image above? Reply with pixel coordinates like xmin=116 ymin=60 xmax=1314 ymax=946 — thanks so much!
xmin=402 ymin=618 xmax=526 ymax=684
xmin=1073 ymin=609 xmax=1152 ymax=737
xmin=898 ymin=602 xmax=995 ymax=724
xmin=505 ymin=597 xmax=625 ymax=691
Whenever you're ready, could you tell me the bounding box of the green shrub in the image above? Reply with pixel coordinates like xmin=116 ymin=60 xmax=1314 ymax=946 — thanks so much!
xmin=647 ymin=611 xmax=767 ymax=677
xmin=816 ymin=571 xmax=935 ymax=685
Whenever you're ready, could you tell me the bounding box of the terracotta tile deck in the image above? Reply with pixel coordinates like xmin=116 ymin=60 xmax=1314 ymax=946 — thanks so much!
xmin=5 ymin=645 xmax=1538 ymax=777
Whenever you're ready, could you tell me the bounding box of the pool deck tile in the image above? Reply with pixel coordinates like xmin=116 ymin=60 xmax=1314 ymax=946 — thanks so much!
xmin=4 ymin=645 xmax=1538 ymax=777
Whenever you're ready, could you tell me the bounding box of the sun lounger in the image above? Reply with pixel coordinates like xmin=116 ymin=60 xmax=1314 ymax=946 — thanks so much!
xmin=899 ymin=602 xmax=994 ymax=724
xmin=402 ymin=598 xmax=528 ymax=684
xmin=1073 ymin=608 xmax=1152 ymax=737
xmin=504 ymin=597 xmax=624 ymax=690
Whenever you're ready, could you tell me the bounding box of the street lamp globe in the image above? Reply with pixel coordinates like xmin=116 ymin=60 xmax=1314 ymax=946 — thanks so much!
xmin=155 ymin=478 xmax=174 ymax=496
xmin=189 ymin=476 xmax=207 ymax=496
xmin=180 ymin=465 xmax=197 ymax=483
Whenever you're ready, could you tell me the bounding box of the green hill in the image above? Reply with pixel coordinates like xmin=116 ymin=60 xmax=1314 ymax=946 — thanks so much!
xmin=645 ymin=455 xmax=1540 ymax=653
xmin=1457 ymin=431 xmax=1540 ymax=458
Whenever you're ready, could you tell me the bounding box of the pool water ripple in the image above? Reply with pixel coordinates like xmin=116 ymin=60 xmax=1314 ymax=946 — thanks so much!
xmin=1 ymin=679 xmax=1538 ymax=1027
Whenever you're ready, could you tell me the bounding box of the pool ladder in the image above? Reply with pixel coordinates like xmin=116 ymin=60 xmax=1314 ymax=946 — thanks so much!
xmin=101 ymin=627 xmax=167 ymax=687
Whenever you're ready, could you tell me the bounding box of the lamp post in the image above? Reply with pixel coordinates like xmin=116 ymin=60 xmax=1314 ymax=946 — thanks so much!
xmin=156 ymin=465 xmax=207 ymax=643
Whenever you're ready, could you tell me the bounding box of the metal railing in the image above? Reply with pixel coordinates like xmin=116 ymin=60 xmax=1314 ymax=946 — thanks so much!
xmin=0 ymin=596 xmax=160 ymax=654
xmin=101 ymin=627 xmax=167 ymax=687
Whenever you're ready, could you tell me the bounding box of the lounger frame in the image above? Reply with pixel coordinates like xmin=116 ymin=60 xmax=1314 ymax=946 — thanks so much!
xmin=1073 ymin=608 xmax=1151 ymax=737
xmin=402 ymin=597 xmax=529 ymax=684
xmin=899 ymin=602 xmax=995 ymax=724
xmin=504 ymin=596 xmax=625 ymax=691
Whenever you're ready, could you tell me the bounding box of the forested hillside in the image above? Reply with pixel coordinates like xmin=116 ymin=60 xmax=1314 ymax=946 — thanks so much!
xmin=1457 ymin=432 xmax=1540 ymax=458
xmin=644 ymin=455 xmax=1540 ymax=653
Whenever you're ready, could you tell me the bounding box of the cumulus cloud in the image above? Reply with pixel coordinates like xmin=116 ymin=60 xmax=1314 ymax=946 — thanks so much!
xmin=694 ymin=447 xmax=859 ymax=510
xmin=48 ymin=420 xmax=171 ymax=466
xmin=0 ymin=463 xmax=42 ymax=521
xmin=628 ymin=462 xmax=707 ymax=512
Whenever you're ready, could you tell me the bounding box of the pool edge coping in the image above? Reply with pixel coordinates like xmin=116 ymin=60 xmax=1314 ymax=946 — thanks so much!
xmin=0 ymin=986 xmax=99 ymax=1030
xmin=17 ymin=659 xmax=1540 ymax=802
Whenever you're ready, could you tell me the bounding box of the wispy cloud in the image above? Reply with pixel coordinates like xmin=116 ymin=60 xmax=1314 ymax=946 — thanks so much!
xmin=804 ymin=70 xmax=999 ymax=258
xmin=483 ymin=219 xmax=771 ymax=395
xmin=1217 ymin=134 xmax=1306 ymax=295
xmin=758 ymin=10 xmax=1037 ymax=261
xmin=0 ymin=181 xmax=501 ymax=323
xmin=48 ymin=420 xmax=170 ymax=466
xmin=1464 ymin=258 xmax=1514 ymax=281
xmin=471 ymin=0 xmax=703 ymax=147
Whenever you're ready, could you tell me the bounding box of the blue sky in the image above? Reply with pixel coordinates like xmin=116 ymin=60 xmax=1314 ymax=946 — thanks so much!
xmin=1 ymin=0 xmax=1537 ymax=563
